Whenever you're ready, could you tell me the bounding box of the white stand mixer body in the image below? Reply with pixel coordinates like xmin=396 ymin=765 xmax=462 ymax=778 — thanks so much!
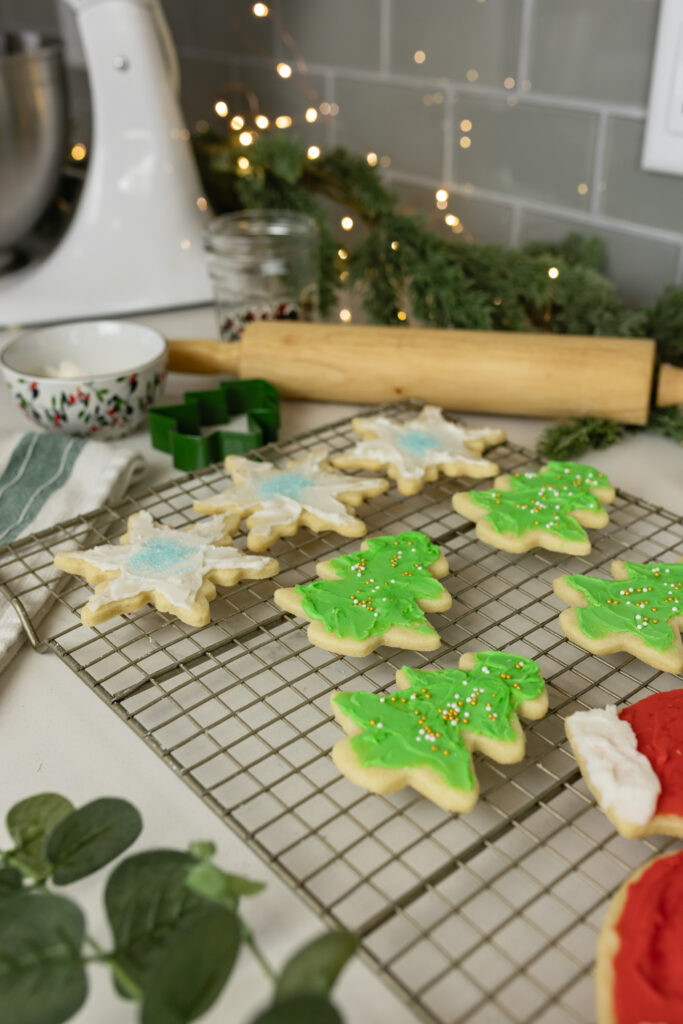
xmin=0 ymin=0 xmax=213 ymax=326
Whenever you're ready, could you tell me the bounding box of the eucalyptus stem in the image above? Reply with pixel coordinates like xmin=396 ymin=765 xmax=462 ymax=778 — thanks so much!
xmin=240 ymin=919 xmax=277 ymax=984
xmin=85 ymin=935 xmax=143 ymax=1001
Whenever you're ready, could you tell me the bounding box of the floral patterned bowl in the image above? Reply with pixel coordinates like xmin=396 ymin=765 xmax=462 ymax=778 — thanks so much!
xmin=1 ymin=320 xmax=167 ymax=438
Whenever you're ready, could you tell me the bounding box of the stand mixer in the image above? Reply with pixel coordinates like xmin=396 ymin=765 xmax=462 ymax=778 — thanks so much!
xmin=0 ymin=0 xmax=212 ymax=326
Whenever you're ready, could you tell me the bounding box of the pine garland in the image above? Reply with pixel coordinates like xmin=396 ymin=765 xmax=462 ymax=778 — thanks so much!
xmin=193 ymin=133 xmax=683 ymax=457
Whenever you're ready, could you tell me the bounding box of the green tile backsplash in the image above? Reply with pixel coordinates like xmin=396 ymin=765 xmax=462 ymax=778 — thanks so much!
xmin=26 ymin=0 xmax=683 ymax=304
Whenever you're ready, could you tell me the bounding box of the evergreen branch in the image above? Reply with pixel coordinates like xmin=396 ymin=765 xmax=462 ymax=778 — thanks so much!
xmin=536 ymin=418 xmax=625 ymax=460
xmin=648 ymin=406 xmax=683 ymax=443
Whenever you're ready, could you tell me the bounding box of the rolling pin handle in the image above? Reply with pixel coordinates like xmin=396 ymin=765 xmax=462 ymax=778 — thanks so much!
xmin=655 ymin=363 xmax=683 ymax=408
xmin=167 ymin=338 xmax=241 ymax=375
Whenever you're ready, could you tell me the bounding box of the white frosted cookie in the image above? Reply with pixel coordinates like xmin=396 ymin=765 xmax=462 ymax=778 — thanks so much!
xmin=330 ymin=405 xmax=505 ymax=496
xmin=192 ymin=445 xmax=388 ymax=551
xmin=53 ymin=509 xmax=278 ymax=627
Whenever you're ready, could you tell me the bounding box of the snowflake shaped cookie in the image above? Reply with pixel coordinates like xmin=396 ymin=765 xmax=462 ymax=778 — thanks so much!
xmin=331 ymin=406 xmax=506 ymax=495
xmin=53 ymin=510 xmax=278 ymax=627
xmin=192 ymin=446 xmax=389 ymax=551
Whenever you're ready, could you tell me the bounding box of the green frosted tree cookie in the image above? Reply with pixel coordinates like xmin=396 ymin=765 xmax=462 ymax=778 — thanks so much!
xmin=330 ymin=652 xmax=548 ymax=811
xmin=555 ymin=560 xmax=683 ymax=673
xmin=273 ymin=531 xmax=452 ymax=656
xmin=453 ymin=460 xmax=615 ymax=554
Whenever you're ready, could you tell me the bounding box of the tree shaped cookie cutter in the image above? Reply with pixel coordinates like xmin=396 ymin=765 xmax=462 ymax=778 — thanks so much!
xmin=148 ymin=379 xmax=279 ymax=471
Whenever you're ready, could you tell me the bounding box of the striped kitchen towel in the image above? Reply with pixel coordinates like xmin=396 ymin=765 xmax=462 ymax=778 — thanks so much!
xmin=0 ymin=433 xmax=145 ymax=673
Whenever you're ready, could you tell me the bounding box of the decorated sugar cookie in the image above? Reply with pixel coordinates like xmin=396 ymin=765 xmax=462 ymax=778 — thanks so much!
xmin=566 ymin=690 xmax=683 ymax=839
xmin=453 ymin=460 xmax=615 ymax=554
xmin=273 ymin=530 xmax=452 ymax=656
xmin=555 ymin=560 xmax=683 ymax=673
xmin=331 ymin=652 xmax=547 ymax=812
xmin=53 ymin=510 xmax=278 ymax=627
xmin=330 ymin=405 xmax=506 ymax=496
xmin=596 ymin=849 xmax=683 ymax=1024
xmin=192 ymin=446 xmax=388 ymax=551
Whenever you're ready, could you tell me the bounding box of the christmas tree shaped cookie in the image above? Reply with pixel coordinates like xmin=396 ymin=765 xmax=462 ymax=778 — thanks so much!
xmin=331 ymin=652 xmax=548 ymax=812
xmin=193 ymin=446 xmax=388 ymax=551
xmin=554 ymin=560 xmax=683 ymax=673
xmin=331 ymin=405 xmax=506 ymax=496
xmin=273 ymin=530 xmax=452 ymax=656
xmin=453 ymin=460 xmax=615 ymax=554
xmin=54 ymin=510 xmax=278 ymax=627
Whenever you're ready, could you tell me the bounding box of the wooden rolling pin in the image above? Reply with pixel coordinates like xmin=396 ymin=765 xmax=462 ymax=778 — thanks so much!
xmin=167 ymin=322 xmax=683 ymax=425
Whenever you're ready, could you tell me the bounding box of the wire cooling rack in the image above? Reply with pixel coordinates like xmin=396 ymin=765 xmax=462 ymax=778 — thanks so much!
xmin=1 ymin=401 xmax=682 ymax=1024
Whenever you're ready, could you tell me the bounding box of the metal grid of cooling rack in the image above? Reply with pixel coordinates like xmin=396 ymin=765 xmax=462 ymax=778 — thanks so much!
xmin=1 ymin=401 xmax=682 ymax=1024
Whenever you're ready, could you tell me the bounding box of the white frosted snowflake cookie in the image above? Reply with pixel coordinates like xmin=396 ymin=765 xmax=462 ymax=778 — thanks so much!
xmin=53 ymin=510 xmax=278 ymax=626
xmin=330 ymin=405 xmax=506 ymax=495
xmin=192 ymin=446 xmax=389 ymax=551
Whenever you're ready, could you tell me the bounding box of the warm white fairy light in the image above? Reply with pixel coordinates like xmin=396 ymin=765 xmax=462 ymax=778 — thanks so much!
xmin=180 ymin=239 xmax=191 ymax=250
xmin=305 ymin=107 xmax=318 ymax=122
xmin=466 ymin=69 xmax=479 ymax=82
xmin=548 ymin=266 xmax=560 ymax=279
xmin=239 ymin=131 xmax=253 ymax=146
xmin=413 ymin=50 xmax=426 ymax=64
xmin=231 ymin=115 xmax=245 ymax=130
xmin=255 ymin=114 xmax=269 ymax=129
xmin=390 ymin=240 xmax=399 ymax=251
xmin=330 ymin=102 xmax=339 ymax=115
xmin=460 ymin=136 xmax=472 ymax=149
xmin=504 ymin=76 xmax=515 ymax=89
xmin=435 ymin=188 xmax=448 ymax=202
xmin=275 ymin=115 xmax=292 ymax=128
xmin=577 ymin=182 xmax=589 ymax=195
xmin=379 ymin=155 xmax=391 ymax=167
xmin=341 ymin=216 xmax=354 ymax=231
xmin=338 ymin=248 xmax=348 ymax=259
xmin=237 ymin=156 xmax=250 ymax=170
xmin=319 ymin=102 xmax=331 ymax=115
xmin=339 ymin=308 xmax=352 ymax=322
xmin=460 ymin=119 xmax=472 ymax=131
xmin=397 ymin=310 xmax=407 ymax=321
xmin=436 ymin=200 xmax=448 ymax=210
xmin=196 ymin=196 xmax=208 ymax=210
xmin=252 ymin=2 xmax=269 ymax=15
xmin=340 ymin=270 xmax=349 ymax=281
xmin=71 ymin=142 xmax=87 ymax=161
xmin=214 ymin=100 xmax=229 ymax=117
xmin=445 ymin=214 xmax=459 ymax=226
xmin=366 ymin=152 xmax=378 ymax=166
xmin=277 ymin=62 xmax=292 ymax=78
xmin=307 ymin=145 xmax=321 ymax=159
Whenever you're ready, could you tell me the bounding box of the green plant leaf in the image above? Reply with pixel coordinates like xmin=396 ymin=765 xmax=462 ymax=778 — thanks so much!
xmin=0 ymin=891 xmax=86 ymax=1024
xmin=275 ymin=931 xmax=357 ymax=1003
xmin=251 ymin=994 xmax=342 ymax=1024
xmin=6 ymin=793 xmax=74 ymax=878
xmin=0 ymin=868 xmax=22 ymax=898
xmin=105 ymin=850 xmax=208 ymax=995
xmin=185 ymin=861 xmax=265 ymax=909
xmin=47 ymin=797 xmax=142 ymax=884
xmin=141 ymin=903 xmax=240 ymax=1024
xmin=187 ymin=841 xmax=215 ymax=861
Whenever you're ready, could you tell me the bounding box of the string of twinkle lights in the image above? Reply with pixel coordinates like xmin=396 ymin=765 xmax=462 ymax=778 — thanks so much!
xmin=74 ymin=2 xmax=683 ymax=455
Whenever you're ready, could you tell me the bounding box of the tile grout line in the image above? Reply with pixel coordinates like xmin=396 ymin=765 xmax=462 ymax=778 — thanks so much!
xmin=390 ymin=166 xmax=683 ymax=248
xmin=326 ymin=71 xmax=337 ymax=148
xmin=379 ymin=0 xmax=392 ymax=75
xmin=516 ymin=0 xmax=534 ymax=89
xmin=442 ymin=86 xmax=455 ymax=186
xmin=177 ymin=45 xmax=648 ymax=120
xmin=589 ymin=110 xmax=608 ymax=217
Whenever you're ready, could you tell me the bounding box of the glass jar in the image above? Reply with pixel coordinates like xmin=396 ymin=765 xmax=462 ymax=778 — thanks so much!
xmin=203 ymin=209 xmax=319 ymax=341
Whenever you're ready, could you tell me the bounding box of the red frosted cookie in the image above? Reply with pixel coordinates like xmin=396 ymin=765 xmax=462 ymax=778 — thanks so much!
xmin=565 ymin=689 xmax=683 ymax=839
xmin=596 ymin=849 xmax=683 ymax=1024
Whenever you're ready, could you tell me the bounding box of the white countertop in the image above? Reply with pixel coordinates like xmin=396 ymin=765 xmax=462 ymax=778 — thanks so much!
xmin=0 ymin=306 xmax=681 ymax=1024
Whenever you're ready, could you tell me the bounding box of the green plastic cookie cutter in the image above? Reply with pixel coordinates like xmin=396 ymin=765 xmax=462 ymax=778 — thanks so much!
xmin=148 ymin=379 xmax=279 ymax=471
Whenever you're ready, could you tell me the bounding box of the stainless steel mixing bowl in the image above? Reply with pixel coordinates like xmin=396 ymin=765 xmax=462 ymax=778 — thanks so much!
xmin=0 ymin=31 xmax=68 ymax=253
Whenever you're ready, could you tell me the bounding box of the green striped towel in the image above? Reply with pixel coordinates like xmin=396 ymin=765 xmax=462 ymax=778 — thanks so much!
xmin=0 ymin=433 xmax=144 ymax=672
